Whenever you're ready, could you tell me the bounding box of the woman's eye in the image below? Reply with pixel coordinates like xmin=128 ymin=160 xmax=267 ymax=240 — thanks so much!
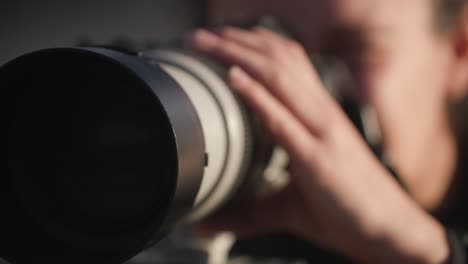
xmin=321 ymin=27 xmax=390 ymax=68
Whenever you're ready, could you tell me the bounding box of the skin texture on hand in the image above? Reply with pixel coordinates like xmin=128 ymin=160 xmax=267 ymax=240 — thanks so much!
xmin=190 ymin=27 xmax=450 ymax=264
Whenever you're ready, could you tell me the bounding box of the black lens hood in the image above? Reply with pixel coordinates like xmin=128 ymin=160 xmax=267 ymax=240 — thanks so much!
xmin=2 ymin=48 xmax=204 ymax=263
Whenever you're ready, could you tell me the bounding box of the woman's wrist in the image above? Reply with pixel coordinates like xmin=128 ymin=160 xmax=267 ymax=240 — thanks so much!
xmin=358 ymin=202 xmax=450 ymax=264
xmin=331 ymin=167 xmax=451 ymax=264
xmin=385 ymin=216 xmax=449 ymax=263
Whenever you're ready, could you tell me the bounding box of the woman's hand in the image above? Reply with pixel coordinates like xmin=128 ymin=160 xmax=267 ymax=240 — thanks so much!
xmin=190 ymin=27 xmax=450 ymax=264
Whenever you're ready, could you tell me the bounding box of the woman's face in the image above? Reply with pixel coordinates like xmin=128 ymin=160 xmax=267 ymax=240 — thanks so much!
xmin=273 ymin=0 xmax=465 ymax=207
xmin=208 ymin=0 xmax=467 ymax=207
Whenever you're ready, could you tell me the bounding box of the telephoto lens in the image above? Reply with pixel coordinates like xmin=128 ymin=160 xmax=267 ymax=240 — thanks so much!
xmin=2 ymin=48 xmax=276 ymax=264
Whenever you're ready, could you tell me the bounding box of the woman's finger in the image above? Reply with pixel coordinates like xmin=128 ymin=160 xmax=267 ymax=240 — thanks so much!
xmin=192 ymin=29 xmax=336 ymax=137
xmin=228 ymin=66 xmax=320 ymax=162
xmin=217 ymin=26 xmax=267 ymax=51
xmin=191 ymin=29 xmax=268 ymax=76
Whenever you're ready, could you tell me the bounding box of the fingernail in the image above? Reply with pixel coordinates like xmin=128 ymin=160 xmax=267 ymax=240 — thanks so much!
xmin=229 ymin=66 xmax=249 ymax=88
xmin=190 ymin=29 xmax=221 ymax=50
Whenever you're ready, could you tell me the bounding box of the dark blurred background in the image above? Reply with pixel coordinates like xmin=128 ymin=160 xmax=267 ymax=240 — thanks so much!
xmin=0 ymin=0 xmax=202 ymax=64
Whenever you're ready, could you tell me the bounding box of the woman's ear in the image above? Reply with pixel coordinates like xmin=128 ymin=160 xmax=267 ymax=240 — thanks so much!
xmin=448 ymin=5 xmax=468 ymax=101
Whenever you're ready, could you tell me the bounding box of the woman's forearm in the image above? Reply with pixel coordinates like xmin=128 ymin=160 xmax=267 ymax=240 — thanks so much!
xmin=351 ymin=198 xmax=450 ymax=264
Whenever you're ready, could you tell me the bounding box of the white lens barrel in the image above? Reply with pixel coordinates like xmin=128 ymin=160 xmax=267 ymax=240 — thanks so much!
xmin=141 ymin=50 xmax=251 ymax=222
